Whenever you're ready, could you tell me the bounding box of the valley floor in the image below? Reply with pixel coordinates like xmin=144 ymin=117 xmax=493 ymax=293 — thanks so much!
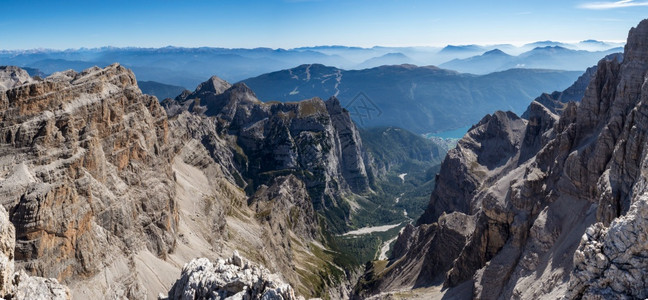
xmin=366 ymin=281 xmax=473 ymax=300
xmin=342 ymin=223 xmax=403 ymax=236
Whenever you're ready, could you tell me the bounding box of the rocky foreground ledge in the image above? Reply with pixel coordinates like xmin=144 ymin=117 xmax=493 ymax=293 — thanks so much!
xmin=162 ymin=251 xmax=299 ymax=300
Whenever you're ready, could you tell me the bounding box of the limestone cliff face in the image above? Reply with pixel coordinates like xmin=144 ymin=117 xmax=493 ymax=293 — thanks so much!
xmin=0 ymin=201 xmax=70 ymax=299
xmin=0 ymin=64 xmax=177 ymax=288
xmin=360 ymin=19 xmax=648 ymax=300
xmin=164 ymin=78 xmax=375 ymax=233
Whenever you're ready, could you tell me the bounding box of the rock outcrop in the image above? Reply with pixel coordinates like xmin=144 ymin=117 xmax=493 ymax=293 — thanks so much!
xmin=165 ymin=252 xmax=298 ymax=300
xmin=357 ymin=19 xmax=648 ymax=300
xmin=12 ymin=270 xmax=71 ymax=300
xmin=567 ymin=195 xmax=648 ymax=299
xmin=0 ymin=66 xmax=35 ymax=92
xmin=0 ymin=204 xmax=70 ymax=299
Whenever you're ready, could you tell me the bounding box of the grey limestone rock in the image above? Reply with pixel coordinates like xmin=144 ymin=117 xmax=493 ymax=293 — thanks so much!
xmin=165 ymin=253 xmax=299 ymax=300
xmin=12 ymin=270 xmax=70 ymax=300
xmin=567 ymin=196 xmax=648 ymax=299
xmin=0 ymin=66 xmax=35 ymax=92
xmin=0 ymin=203 xmax=70 ymax=300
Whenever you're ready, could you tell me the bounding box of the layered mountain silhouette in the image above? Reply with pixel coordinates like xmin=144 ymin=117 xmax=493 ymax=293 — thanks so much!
xmin=0 ymin=40 xmax=621 ymax=88
xmin=137 ymin=80 xmax=185 ymax=100
xmin=242 ymin=64 xmax=581 ymax=134
xmin=440 ymin=46 xmax=622 ymax=74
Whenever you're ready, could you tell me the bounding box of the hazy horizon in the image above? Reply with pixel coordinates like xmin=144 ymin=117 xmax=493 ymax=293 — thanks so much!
xmin=0 ymin=40 xmax=628 ymax=52
xmin=1 ymin=0 xmax=645 ymax=50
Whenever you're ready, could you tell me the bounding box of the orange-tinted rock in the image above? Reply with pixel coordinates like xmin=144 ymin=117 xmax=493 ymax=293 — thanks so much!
xmin=0 ymin=64 xmax=178 ymax=285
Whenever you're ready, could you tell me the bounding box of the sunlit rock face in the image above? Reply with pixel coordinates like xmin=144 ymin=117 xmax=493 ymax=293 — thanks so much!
xmin=0 ymin=63 xmax=177 ymax=289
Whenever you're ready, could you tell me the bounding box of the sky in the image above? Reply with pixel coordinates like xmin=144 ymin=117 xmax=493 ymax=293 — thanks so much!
xmin=0 ymin=0 xmax=646 ymax=50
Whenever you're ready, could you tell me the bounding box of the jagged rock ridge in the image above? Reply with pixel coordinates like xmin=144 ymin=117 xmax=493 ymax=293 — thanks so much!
xmin=356 ymin=19 xmax=648 ymax=300
xmin=0 ymin=66 xmax=35 ymax=91
xmin=163 ymin=78 xmax=378 ymax=233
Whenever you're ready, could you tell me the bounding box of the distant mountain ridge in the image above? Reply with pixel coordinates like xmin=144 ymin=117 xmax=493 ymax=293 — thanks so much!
xmin=242 ymin=64 xmax=582 ymax=134
xmin=440 ymin=45 xmax=622 ymax=74
xmin=0 ymin=40 xmax=623 ymax=87
xmin=357 ymin=53 xmax=415 ymax=69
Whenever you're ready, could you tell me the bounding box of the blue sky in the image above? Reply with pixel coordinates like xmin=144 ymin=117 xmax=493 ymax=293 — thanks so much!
xmin=0 ymin=0 xmax=646 ymax=50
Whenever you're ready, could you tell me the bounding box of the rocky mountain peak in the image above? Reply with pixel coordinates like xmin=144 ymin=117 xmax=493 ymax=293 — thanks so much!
xmin=0 ymin=66 xmax=35 ymax=92
xmin=222 ymin=82 xmax=260 ymax=105
xmin=164 ymin=79 xmax=260 ymax=117
xmin=483 ymin=49 xmax=508 ymax=56
xmin=323 ymin=96 xmax=343 ymax=113
xmin=195 ymin=75 xmax=232 ymax=95
xmin=162 ymin=75 xmax=374 ymax=234
xmin=624 ymin=19 xmax=648 ymax=64
xmin=165 ymin=252 xmax=298 ymax=300
xmin=417 ymin=109 xmax=526 ymax=225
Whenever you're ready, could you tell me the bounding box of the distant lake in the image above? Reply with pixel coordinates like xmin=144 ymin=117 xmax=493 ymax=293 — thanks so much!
xmin=425 ymin=126 xmax=471 ymax=139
